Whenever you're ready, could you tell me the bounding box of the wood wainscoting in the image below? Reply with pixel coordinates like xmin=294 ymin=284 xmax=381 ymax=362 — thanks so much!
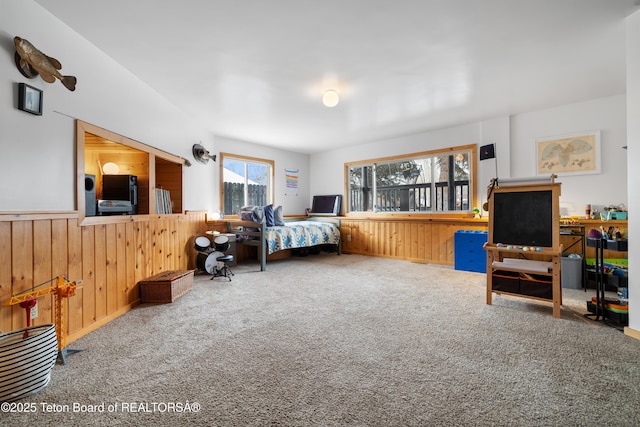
xmin=339 ymin=217 xmax=629 ymax=265
xmin=0 ymin=211 xmax=207 ymax=342
xmin=209 ymin=216 xmax=489 ymax=266
xmin=340 ymin=216 xmax=488 ymax=265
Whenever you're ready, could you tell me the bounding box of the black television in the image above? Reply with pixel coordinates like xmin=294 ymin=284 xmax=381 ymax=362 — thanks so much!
xmin=98 ymin=175 xmax=138 ymax=215
xmin=310 ymin=195 xmax=342 ymax=216
xmin=491 ymin=190 xmax=553 ymax=248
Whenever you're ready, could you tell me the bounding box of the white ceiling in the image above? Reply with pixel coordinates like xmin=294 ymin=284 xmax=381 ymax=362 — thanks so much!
xmin=35 ymin=0 xmax=640 ymax=154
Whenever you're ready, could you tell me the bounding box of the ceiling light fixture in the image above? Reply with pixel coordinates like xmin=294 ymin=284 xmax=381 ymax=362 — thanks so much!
xmin=322 ymin=90 xmax=340 ymax=107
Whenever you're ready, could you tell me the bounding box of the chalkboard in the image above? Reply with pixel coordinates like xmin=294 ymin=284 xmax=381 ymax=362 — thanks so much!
xmin=492 ymin=190 xmax=553 ymax=247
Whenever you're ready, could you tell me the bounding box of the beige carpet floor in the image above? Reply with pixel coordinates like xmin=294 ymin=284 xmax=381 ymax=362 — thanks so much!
xmin=5 ymin=252 xmax=640 ymax=426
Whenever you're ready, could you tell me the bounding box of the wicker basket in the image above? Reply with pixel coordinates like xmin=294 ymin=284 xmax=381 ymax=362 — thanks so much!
xmin=139 ymin=270 xmax=194 ymax=303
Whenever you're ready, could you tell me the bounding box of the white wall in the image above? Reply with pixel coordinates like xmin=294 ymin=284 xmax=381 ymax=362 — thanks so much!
xmin=2 ymin=1 xmax=627 ymax=219
xmin=310 ymin=122 xmax=484 ymax=213
xmin=479 ymin=116 xmax=511 ymax=211
xmin=0 ymin=1 xmax=217 ymax=213
xmin=0 ymin=1 xmax=310 ymax=216
xmin=511 ymin=95 xmax=627 ymax=217
xmin=626 ymin=10 xmax=640 ymax=331
xmin=310 ymin=95 xmax=627 ymax=218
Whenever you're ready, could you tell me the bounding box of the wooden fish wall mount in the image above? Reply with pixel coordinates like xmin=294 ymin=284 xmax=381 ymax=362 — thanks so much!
xmin=14 ymin=36 xmax=77 ymax=91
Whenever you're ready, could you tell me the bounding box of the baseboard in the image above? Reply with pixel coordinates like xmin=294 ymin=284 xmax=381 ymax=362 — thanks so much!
xmin=624 ymin=326 xmax=640 ymax=341
xmin=66 ymin=300 xmax=140 ymax=345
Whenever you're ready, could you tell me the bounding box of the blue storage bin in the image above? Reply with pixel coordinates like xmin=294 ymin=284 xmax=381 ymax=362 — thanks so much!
xmin=454 ymin=230 xmax=488 ymax=273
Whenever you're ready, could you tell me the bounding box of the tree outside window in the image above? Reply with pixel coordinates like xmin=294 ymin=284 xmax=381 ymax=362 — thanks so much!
xmin=346 ymin=145 xmax=474 ymax=214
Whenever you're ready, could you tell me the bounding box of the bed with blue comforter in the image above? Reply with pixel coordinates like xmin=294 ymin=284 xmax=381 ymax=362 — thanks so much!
xmin=265 ymin=220 xmax=340 ymax=254
xmin=227 ymin=217 xmax=341 ymax=271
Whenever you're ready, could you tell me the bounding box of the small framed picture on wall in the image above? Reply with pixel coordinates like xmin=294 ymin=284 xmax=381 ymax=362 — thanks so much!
xmin=18 ymin=82 xmax=43 ymax=115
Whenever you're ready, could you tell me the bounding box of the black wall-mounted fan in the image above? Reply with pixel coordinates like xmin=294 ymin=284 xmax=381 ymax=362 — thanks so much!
xmin=192 ymin=144 xmax=216 ymax=164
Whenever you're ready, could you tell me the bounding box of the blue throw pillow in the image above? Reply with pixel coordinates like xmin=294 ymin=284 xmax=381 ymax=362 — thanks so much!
xmin=263 ymin=204 xmax=275 ymax=227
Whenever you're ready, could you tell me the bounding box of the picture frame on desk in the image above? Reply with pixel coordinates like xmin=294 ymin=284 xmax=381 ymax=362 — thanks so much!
xmin=535 ymin=130 xmax=600 ymax=176
xmin=17 ymin=82 xmax=43 ymax=115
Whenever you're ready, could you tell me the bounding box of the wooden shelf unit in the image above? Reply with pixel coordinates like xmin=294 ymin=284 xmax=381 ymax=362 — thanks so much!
xmin=485 ymin=245 xmax=562 ymax=317
xmin=76 ymin=120 xmax=184 ymax=223
xmin=484 ymin=178 xmax=563 ymax=318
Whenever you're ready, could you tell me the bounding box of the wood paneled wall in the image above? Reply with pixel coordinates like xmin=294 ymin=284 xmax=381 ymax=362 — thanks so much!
xmin=340 ymin=217 xmax=488 ymax=264
xmin=0 ymin=212 xmax=207 ymax=341
xmin=5 ymin=212 xmax=620 ymax=340
xmin=340 ymin=217 xmax=628 ymax=264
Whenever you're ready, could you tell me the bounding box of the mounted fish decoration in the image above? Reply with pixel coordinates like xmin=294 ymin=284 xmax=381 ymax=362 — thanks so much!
xmin=14 ymin=36 xmax=77 ymax=91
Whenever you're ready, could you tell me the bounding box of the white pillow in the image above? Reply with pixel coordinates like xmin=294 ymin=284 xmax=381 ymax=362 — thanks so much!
xmin=251 ymin=206 xmax=265 ymax=223
xmin=274 ymin=205 xmax=285 ymax=226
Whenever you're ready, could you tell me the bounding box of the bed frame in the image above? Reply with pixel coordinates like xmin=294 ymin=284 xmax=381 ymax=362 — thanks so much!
xmin=227 ymin=217 xmax=341 ymax=271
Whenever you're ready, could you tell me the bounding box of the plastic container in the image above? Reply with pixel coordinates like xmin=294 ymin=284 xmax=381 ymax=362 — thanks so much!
xmin=561 ymin=255 xmax=582 ymax=289
xmin=454 ymin=230 xmax=488 ymax=273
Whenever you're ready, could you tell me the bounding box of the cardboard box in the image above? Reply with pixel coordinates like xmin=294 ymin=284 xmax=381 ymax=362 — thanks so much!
xmin=139 ymin=270 xmax=194 ymax=303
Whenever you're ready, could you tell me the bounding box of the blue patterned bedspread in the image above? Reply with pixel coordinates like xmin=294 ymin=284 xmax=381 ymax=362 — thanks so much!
xmin=265 ymin=221 xmax=340 ymax=254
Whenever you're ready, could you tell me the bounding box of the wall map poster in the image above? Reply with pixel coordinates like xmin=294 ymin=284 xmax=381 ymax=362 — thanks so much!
xmin=536 ymin=130 xmax=600 ymax=176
